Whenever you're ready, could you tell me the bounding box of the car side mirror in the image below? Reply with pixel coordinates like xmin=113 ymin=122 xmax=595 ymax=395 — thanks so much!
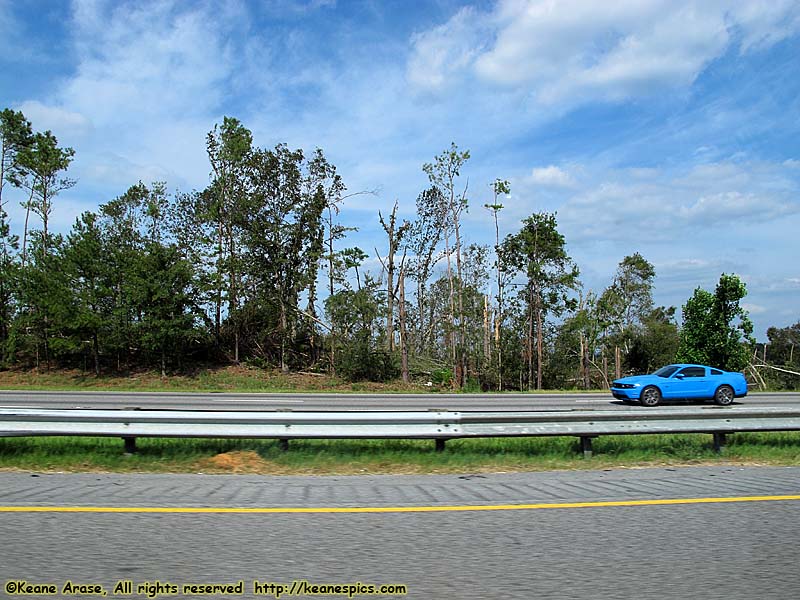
xmin=675 ymin=373 xmax=685 ymax=379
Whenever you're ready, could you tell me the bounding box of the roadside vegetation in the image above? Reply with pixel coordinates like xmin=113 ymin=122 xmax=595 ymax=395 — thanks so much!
xmin=0 ymin=365 xmax=623 ymax=393
xmin=3 ymin=109 xmax=797 ymax=392
xmin=1 ymin=433 xmax=799 ymax=475
xmin=0 ymin=366 xmax=428 ymax=393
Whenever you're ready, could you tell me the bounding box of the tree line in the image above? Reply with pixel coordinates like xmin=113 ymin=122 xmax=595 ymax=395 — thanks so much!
xmin=1 ymin=109 xmax=794 ymax=388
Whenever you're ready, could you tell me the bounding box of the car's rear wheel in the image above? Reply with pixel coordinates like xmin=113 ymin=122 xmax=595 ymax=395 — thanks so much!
xmin=714 ymin=385 xmax=735 ymax=406
xmin=640 ymin=386 xmax=661 ymax=407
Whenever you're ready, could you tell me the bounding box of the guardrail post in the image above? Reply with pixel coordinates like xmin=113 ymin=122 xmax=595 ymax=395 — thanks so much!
xmin=712 ymin=432 xmax=727 ymax=453
xmin=278 ymin=439 xmax=289 ymax=452
xmin=122 ymin=436 xmax=137 ymax=454
xmin=435 ymin=439 xmax=446 ymax=452
xmin=580 ymin=436 xmax=594 ymax=459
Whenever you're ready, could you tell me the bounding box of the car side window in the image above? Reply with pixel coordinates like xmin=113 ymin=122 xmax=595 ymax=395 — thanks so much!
xmin=710 ymin=369 xmax=722 ymax=375
xmin=678 ymin=367 xmax=705 ymax=378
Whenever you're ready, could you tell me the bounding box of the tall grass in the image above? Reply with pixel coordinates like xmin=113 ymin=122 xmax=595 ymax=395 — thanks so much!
xmin=1 ymin=433 xmax=799 ymax=475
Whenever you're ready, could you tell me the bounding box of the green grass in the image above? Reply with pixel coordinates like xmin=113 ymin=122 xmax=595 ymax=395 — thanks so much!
xmin=0 ymin=366 xmax=616 ymax=394
xmin=0 ymin=367 xmax=429 ymax=393
xmin=0 ymin=367 xmax=344 ymax=393
xmin=1 ymin=432 xmax=799 ymax=475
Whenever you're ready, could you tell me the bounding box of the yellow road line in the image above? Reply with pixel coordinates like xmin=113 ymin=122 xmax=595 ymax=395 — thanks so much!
xmin=1 ymin=495 xmax=800 ymax=514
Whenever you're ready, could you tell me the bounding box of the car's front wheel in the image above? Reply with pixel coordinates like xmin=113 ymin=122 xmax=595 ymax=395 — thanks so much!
xmin=640 ymin=386 xmax=662 ymax=407
xmin=714 ymin=385 xmax=735 ymax=406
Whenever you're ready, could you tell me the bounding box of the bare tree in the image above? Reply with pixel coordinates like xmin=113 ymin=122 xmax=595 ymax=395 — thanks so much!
xmin=484 ymin=178 xmax=510 ymax=389
xmin=399 ymin=261 xmax=409 ymax=383
xmin=376 ymin=201 xmax=410 ymax=352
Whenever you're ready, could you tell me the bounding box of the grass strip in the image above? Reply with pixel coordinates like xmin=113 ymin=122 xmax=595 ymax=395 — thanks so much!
xmin=1 ymin=432 xmax=799 ymax=475
xmin=0 ymin=367 xmax=610 ymax=393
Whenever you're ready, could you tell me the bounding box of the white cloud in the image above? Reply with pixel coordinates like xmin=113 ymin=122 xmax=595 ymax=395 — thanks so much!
xmin=257 ymin=0 xmax=337 ymax=17
xmin=555 ymin=160 xmax=800 ymax=242
xmin=477 ymin=0 xmax=729 ymax=103
xmin=660 ymin=258 xmax=719 ymax=270
xmin=677 ymin=191 xmax=795 ymax=224
xmin=65 ymin=0 xmax=233 ymax=123
xmin=742 ymin=302 xmax=767 ymax=315
xmin=22 ymin=0 xmax=249 ymax=197
xmin=408 ymin=0 xmax=800 ymax=106
xmin=729 ymin=1 xmax=800 ymax=52
xmin=406 ymin=6 xmax=489 ymax=92
xmin=529 ymin=165 xmax=575 ymax=187
xmin=654 ymin=258 xmax=738 ymax=291
xmin=766 ymin=278 xmax=800 ymax=292
xmin=80 ymin=152 xmax=172 ymax=190
xmin=16 ymin=100 xmax=93 ymax=139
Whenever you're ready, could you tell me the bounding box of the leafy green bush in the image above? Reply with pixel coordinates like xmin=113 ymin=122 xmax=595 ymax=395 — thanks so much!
xmin=431 ymin=368 xmax=453 ymax=386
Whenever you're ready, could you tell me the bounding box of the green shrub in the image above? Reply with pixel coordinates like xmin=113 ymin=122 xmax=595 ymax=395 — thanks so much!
xmin=431 ymin=368 xmax=453 ymax=386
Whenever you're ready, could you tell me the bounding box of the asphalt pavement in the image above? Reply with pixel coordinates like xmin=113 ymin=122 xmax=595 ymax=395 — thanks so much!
xmin=0 ymin=390 xmax=798 ymax=411
xmin=1 ymin=466 xmax=799 ymax=599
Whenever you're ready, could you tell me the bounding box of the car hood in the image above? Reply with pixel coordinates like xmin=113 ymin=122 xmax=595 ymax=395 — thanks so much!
xmin=613 ymin=375 xmax=655 ymax=385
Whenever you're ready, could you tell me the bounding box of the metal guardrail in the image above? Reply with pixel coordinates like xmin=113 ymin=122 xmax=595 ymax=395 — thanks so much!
xmin=2 ymin=406 xmax=800 ymax=457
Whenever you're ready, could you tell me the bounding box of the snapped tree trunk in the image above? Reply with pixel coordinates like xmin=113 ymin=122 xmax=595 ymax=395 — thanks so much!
xmin=495 ymin=310 xmax=503 ymax=391
xmin=527 ymin=287 xmax=534 ymax=391
xmin=399 ymin=268 xmax=409 ymax=384
xmin=580 ymin=333 xmax=586 ymax=390
xmin=215 ymin=223 xmax=223 ymax=345
xmin=280 ymin=299 xmax=289 ymax=374
xmin=445 ymin=234 xmax=456 ymax=387
xmin=21 ymin=188 xmax=33 ymax=266
xmin=378 ymin=202 xmax=407 ymax=353
xmin=535 ymin=293 xmax=543 ymax=391
xmin=454 ymin=214 xmax=465 ymax=388
xmin=483 ymin=295 xmax=490 ymax=369
xmin=93 ymin=332 xmax=100 ymax=377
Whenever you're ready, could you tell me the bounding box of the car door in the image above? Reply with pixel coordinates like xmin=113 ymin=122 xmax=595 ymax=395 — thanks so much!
xmin=671 ymin=366 xmax=707 ymax=398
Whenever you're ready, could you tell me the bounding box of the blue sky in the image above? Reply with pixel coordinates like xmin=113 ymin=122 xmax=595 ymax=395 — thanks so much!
xmin=2 ymin=0 xmax=799 ymax=340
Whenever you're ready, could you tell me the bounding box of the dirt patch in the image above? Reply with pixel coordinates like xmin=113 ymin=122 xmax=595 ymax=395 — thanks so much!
xmin=198 ymin=450 xmax=271 ymax=473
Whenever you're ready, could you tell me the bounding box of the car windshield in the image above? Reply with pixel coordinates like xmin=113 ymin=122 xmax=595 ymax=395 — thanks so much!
xmin=652 ymin=365 xmax=680 ymax=378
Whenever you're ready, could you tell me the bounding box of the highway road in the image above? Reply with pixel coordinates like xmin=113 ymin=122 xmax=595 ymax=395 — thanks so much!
xmin=1 ymin=466 xmax=799 ymax=599
xmin=0 ymin=389 xmax=799 ymax=411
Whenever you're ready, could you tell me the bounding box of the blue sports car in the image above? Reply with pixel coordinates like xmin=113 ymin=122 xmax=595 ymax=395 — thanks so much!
xmin=611 ymin=364 xmax=748 ymax=407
